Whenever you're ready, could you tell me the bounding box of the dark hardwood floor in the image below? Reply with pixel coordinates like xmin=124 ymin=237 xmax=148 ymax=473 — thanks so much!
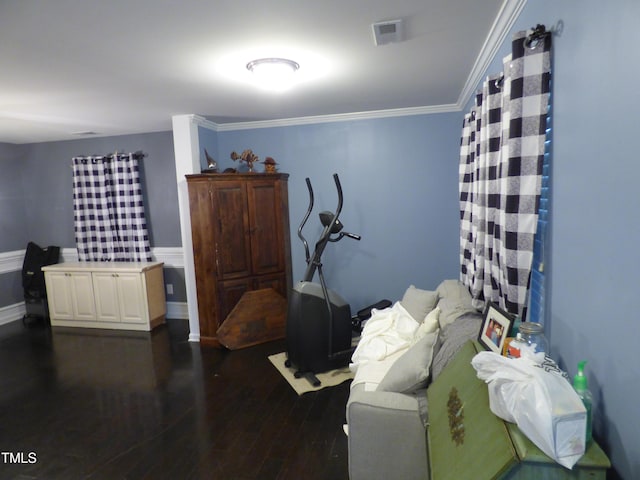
xmin=0 ymin=319 xmax=351 ymax=479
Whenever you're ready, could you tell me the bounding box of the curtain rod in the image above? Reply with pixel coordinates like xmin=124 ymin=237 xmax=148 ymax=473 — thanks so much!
xmin=72 ymin=150 xmax=146 ymax=161
xmin=524 ymin=24 xmax=550 ymax=49
xmin=487 ymin=25 xmax=550 ymax=92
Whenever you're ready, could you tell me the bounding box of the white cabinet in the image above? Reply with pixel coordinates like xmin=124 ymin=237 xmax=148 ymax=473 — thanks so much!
xmin=45 ymin=271 xmax=97 ymax=322
xmin=43 ymin=262 xmax=166 ymax=331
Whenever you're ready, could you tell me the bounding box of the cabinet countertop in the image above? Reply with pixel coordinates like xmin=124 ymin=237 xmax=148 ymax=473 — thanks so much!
xmin=42 ymin=261 xmax=164 ymax=273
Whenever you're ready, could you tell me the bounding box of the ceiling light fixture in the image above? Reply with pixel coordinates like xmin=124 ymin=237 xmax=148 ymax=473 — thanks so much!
xmin=246 ymin=57 xmax=300 ymax=91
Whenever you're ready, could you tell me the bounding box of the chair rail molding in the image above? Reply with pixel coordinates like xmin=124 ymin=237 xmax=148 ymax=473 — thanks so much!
xmin=0 ymin=247 xmax=188 ymax=325
xmin=0 ymin=247 xmax=184 ymax=273
xmin=0 ymin=250 xmax=24 ymax=274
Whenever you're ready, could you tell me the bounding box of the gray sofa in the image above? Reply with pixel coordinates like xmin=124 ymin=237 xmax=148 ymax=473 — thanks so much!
xmin=346 ymin=280 xmax=482 ymax=480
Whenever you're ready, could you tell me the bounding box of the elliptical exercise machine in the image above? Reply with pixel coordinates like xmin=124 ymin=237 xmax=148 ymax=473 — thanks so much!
xmin=285 ymin=173 xmax=390 ymax=387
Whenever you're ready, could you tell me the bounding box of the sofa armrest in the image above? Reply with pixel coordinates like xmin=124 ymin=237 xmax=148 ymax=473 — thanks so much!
xmin=347 ymin=385 xmax=429 ymax=480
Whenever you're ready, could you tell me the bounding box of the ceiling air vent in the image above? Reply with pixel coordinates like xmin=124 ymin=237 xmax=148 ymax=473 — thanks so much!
xmin=372 ymin=19 xmax=404 ymax=46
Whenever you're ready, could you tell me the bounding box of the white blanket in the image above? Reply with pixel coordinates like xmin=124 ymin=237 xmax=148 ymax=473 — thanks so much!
xmin=351 ymin=349 xmax=405 ymax=391
xmin=350 ymin=302 xmax=419 ymax=389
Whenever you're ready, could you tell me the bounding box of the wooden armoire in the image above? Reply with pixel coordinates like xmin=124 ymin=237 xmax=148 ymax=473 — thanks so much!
xmin=186 ymin=173 xmax=292 ymax=346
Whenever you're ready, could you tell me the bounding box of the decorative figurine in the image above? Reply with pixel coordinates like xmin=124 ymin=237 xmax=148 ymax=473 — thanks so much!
xmin=202 ymin=149 xmax=218 ymax=173
xmin=262 ymin=156 xmax=278 ymax=173
xmin=230 ymin=149 xmax=259 ymax=172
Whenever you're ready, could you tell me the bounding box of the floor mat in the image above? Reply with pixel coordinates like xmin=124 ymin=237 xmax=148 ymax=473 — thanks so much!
xmin=268 ymin=352 xmax=354 ymax=395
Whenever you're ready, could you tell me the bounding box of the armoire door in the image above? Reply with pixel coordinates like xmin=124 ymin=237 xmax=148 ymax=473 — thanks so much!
xmin=212 ymin=181 xmax=252 ymax=280
xmin=187 ymin=179 xmax=220 ymax=340
xmin=218 ymin=278 xmax=252 ymax=322
xmin=246 ymin=179 xmax=285 ymax=275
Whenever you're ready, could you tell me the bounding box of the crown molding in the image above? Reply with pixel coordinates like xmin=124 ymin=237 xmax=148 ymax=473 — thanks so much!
xmin=188 ymin=114 xmax=220 ymax=131
xmin=456 ymin=0 xmax=528 ymax=109
xmin=214 ymin=103 xmax=460 ymax=132
xmin=192 ymin=1 xmax=526 ymax=133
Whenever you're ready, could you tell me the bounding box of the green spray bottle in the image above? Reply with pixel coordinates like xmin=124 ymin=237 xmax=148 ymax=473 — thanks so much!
xmin=573 ymin=360 xmax=593 ymax=445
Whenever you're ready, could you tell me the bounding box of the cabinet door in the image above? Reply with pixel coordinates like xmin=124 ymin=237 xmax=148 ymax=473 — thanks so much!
xmin=218 ymin=278 xmax=252 ymax=324
xmin=68 ymin=272 xmax=97 ymax=321
xmin=212 ymin=181 xmax=252 ymax=280
xmin=93 ymin=273 xmax=120 ymax=323
xmin=188 ymin=179 xmax=220 ymax=340
xmin=93 ymin=272 xmax=146 ymax=324
xmin=45 ymin=271 xmax=96 ymax=322
xmin=115 ymin=273 xmax=146 ymax=324
xmin=246 ymin=179 xmax=285 ymax=275
xmin=254 ymin=273 xmax=287 ymax=298
xmin=45 ymin=272 xmax=75 ymax=320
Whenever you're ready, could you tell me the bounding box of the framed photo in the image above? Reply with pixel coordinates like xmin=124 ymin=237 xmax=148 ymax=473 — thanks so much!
xmin=478 ymin=302 xmax=515 ymax=354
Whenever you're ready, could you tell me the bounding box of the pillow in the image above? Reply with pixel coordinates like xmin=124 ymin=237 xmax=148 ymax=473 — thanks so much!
xmin=377 ymin=329 xmax=439 ymax=394
xmin=400 ymin=285 xmax=438 ymax=323
xmin=435 ymin=280 xmax=477 ymax=328
xmin=412 ymin=306 xmax=440 ymax=343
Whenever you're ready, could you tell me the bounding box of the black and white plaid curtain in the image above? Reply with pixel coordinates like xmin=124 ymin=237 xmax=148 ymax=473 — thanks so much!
xmin=72 ymin=153 xmax=152 ymax=262
xmin=459 ymin=29 xmax=551 ymax=316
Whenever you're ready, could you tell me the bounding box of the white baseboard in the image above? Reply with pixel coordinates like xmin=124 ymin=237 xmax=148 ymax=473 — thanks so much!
xmin=0 ymin=301 xmax=188 ymax=326
xmin=0 ymin=303 xmax=26 ymax=326
xmin=166 ymin=301 xmax=188 ymax=320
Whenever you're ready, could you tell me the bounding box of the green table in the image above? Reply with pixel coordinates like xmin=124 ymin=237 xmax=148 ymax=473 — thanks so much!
xmin=427 ymin=341 xmax=610 ymax=480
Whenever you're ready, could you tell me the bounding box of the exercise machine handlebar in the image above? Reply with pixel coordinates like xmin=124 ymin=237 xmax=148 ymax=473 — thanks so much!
xmin=297 ymin=177 xmax=314 ymax=264
xmin=301 ymin=173 xmax=359 ymax=282
xmin=329 ymin=231 xmax=361 ymax=242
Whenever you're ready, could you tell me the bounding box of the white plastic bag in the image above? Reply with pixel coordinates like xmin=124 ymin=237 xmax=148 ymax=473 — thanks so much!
xmin=471 ymin=350 xmax=587 ymax=469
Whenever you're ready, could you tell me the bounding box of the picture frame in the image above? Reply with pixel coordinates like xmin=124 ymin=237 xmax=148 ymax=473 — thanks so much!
xmin=478 ymin=302 xmax=515 ymax=354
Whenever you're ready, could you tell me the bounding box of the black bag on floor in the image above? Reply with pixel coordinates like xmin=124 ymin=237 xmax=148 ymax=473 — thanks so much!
xmin=22 ymin=242 xmax=60 ymax=325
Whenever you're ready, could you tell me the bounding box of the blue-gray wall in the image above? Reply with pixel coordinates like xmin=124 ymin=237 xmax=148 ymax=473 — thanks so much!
xmin=1 ymin=1 xmax=638 ymax=475
xmin=0 ymin=142 xmax=28 ymax=305
xmin=0 ymin=132 xmax=184 ymax=306
xmin=21 ymin=131 xmax=182 ymax=248
xmin=0 ymin=142 xmax=28 ymax=251
xmin=1 ymin=112 xmax=462 ymax=310
xmin=508 ymin=1 xmax=638 ymax=478
xmin=213 ymin=113 xmax=463 ymax=307
xmin=455 ymin=1 xmax=640 ymax=476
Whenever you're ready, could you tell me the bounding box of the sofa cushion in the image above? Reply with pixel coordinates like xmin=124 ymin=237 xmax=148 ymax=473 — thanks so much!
xmin=400 ymin=285 xmax=438 ymax=323
xmin=377 ymin=329 xmax=439 ymax=394
xmin=431 ymin=312 xmax=482 ymax=381
xmin=436 ymin=279 xmax=477 ymax=329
